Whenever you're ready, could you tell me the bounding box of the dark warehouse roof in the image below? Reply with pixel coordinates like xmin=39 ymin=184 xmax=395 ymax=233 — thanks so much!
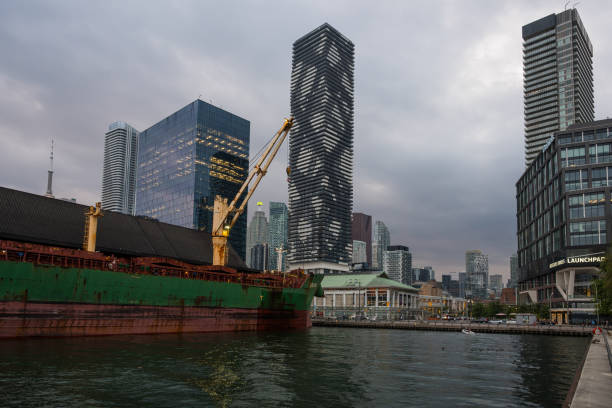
xmin=0 ymin=187 xmax=246 ymax=268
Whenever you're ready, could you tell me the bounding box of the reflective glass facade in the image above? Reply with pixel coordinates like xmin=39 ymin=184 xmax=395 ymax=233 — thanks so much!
xmin=372 ymin=221 xmax=390 ymax=270
xmin=267 ymin=202 xmax=288 ymax=271
xmin=516 ymin=119 xmax=612 ymax=314
xmin=136 ymin=100 xmax=250 ymax=259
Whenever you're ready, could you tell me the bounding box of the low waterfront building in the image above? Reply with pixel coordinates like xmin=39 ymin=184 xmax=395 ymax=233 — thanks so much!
xmin=516 ymin=119 xmax=612 ymax=324
xmin=311 ymin=273 xmax=419 ymax=320
xmin=415 ymin=280 xmax=468 ymax=317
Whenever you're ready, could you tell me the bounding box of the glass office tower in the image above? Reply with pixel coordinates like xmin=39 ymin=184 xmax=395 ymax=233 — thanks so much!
xmin=136 ymin=99 xmax=250 ymax=260
xmin=522 ymin=8 xmax=593 ymax=166
xmin=288 ymin=23 xmax=355 ymax=274
xmin=267 ymin=202 xmax=288 ymax=271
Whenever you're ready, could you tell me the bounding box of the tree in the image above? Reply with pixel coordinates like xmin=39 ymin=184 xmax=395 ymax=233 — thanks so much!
xmin=471 ymin=303 xmax=486 ymax=318
xmin=597 ymin=247 xmax=612 ymax=316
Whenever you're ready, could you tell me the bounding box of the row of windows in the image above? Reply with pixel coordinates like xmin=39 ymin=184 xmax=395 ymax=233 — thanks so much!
xmin=569 ymin=220 xmax=606 ymax=246
xmin=568 ymin=192 xmax=605 ymax=219
xmin=557 ymin=127 xmax=610 ymax=145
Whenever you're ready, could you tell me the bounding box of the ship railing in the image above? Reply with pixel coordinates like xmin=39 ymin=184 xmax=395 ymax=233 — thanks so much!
xmin=1 ymin=246 xmax=305 ymax=290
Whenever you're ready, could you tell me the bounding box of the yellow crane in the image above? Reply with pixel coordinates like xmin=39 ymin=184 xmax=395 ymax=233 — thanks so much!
xmin=212 ymin=117 xmax=293 ymax=266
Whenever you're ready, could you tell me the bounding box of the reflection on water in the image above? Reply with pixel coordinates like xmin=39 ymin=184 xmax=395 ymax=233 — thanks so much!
xmin=0 ymin=328 xmax=588 ymax=407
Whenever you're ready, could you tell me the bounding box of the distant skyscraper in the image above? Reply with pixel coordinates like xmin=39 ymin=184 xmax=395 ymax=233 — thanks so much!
xmin=246 ymin=203 xmax=268 ymax=268
xmin=352 ymin=240 xmax=367 ymax=265
xmin=101 ymin=121 xmax=139 ymax=214
xmin=372 ymin=221 xmax=390 ymax=270
xmin=489 ymin=274 xmax=503 ymax=297
xmin=442 ymin=274 xmax=451 ymax=291
xmin=522 ymin=8 xmax=593 ymax=166
xmin=250 ymin=243 xmax=269 ymax=271
xmin=509 ymin=253 xmax=518 ymax=289
xmin=465 ymin=250 xmax=488 ymax=299
xmin=135 ymin=100 xmax=250 ymax=259
xmin=288 ymin=23 xmax=354 ymax=274
xmin=413 ymin=266 xmax=434 ymax=282
xmin=383 ymin=245 xmax=413 ymax=286
xmin=458 ymin=272 xmax=467 ymax=299
xmin=267 ymin=202 xmax=288 ymax=271
xmin=352 ymin=213 xmax=372 ymax=265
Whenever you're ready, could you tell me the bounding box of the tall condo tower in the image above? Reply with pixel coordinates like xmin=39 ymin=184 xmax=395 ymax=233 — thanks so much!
xmin=372 ymin=221 xmax=390 ymax=270
xmin=102 ymin=122 xmax=139 ymax=214
xmin=522 ymin=8 xmax=593 ymax=166
xmin=101 ymin=122 xmax=139 ymax=214
xmin=288 ymin=23 xmax=354 ymax=274
xmin=267 ymin=202 xmax=288 ymax=271
xmin=135 ymin=100 xmax=250 ymax=260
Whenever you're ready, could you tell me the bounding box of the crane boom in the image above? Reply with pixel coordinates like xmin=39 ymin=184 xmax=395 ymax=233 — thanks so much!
xmin=212 ymin=117 xmax=293 ymax=266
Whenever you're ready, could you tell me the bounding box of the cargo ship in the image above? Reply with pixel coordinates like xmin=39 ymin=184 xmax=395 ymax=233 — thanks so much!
xmin=0 ymin=187 xmax=323 ymax=338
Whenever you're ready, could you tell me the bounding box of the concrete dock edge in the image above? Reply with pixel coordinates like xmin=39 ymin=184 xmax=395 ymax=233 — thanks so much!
xmin=569 ymin=330 xmax=612 ymax=408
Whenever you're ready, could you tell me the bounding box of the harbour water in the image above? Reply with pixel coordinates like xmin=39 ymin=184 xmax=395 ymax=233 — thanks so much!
xmin=0 ymin=327 xmax=589 ymax=407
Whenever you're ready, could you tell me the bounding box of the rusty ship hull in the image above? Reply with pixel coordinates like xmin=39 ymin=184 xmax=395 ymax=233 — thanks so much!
xmin=0 ymin=241 xmax=322 ymax=338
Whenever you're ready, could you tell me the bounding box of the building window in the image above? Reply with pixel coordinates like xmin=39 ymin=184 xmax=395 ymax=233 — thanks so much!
xmin=569 ymin=220 xmax=607 ymax=246
xmin=569 ymin=192 xmax=605 ymax=219
xmin=595 ymin=128 xmax=609 ymax=140
xmin=589 ymin=143 xmax=612 ymax=164
xmin=561 ymin=147 xmax=586 ymax=167
xmin=564 ymin=169 xmax=587 ymax=191
xmin=591 ymin=167 xmax=609 ymax=187
xmin=558 ymin=134 xmax=572 ymax=145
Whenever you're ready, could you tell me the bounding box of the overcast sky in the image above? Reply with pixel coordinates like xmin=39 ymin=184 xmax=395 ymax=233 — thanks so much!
xmin=1 ymin=0 xmax=611 ymax=281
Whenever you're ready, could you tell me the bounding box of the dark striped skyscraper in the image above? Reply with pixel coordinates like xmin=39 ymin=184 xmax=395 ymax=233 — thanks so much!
xmin=522 ymin=8 xmax=593 ymax=166
xmin=288 ymin=23 xmax=354 ymax=274
xmin=101 ymin=121 xmax=139 ymax=214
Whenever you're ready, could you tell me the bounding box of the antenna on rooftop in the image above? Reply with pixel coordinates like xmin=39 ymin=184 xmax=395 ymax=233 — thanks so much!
xmin=44 ymin=138 xmax=55 ymax=198
xmin=564 ymin=1 xmax=570 ymax=10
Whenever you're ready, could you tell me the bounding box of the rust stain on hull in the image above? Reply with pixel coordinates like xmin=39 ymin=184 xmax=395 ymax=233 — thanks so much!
xmin=0 ymin=301 xmax=311 ymax=338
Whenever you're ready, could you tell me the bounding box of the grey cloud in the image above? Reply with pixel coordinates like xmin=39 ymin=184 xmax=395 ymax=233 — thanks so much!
xmin=1 ymin=0 xmax=611 ymax=282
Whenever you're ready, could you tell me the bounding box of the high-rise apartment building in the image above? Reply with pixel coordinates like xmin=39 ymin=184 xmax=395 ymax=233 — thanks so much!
xmin=465 ymin=250 xmax=489 ymax=299
xmin=267 ymin=202 xmax=288 ymax=271
xmin=101 ymin=121 xmax=139 ymax=214
xmin=352 ymin=213 xmax=372 ymax=265
xmin=372 ymin=221 xmax=390 ymax=270
xmin=522 ymin=9 xmax=593 ymax=166
xmin=135 ymin=99 xmax=250 ymax=260
xmin=288 ymin=23 xmax=354 ymax=274
xmin=246 ymin=203 xmax=268 ymax=268
xmin=383 ymin=245 xmax=413 ymax=286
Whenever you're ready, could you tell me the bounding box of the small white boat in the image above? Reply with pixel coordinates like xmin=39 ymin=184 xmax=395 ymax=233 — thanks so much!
xmin=461 ymin=328 xmax=475 ymax=335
